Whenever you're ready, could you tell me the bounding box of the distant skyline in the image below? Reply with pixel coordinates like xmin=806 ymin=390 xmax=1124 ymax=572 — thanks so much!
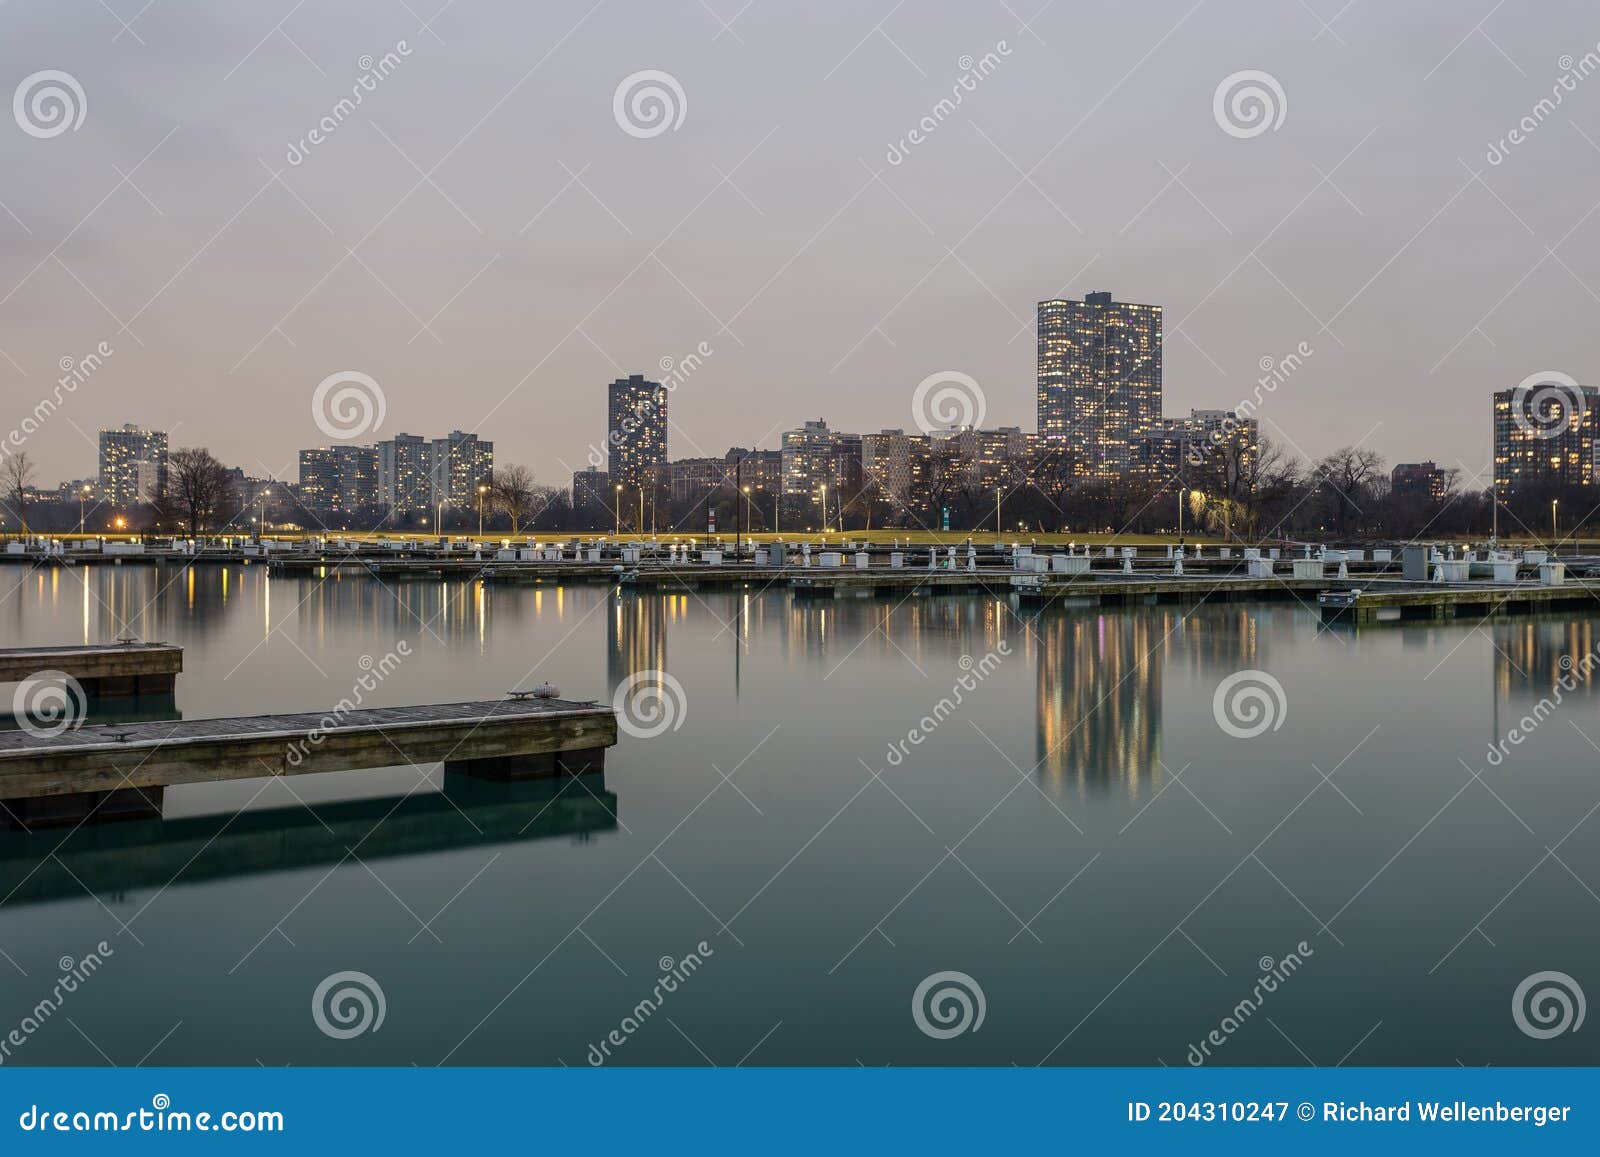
xmin=5 ymin=2 xmax=1600 ymax=489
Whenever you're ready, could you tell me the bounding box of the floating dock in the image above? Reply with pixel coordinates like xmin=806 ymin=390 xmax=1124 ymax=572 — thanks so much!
xmin=1318 ymin=579 xmax=1600 ymax=624
xmin=0 ymin=696 xmax=617 ymax=830
xmin=0 ymin=642 xmax=182 ymax=699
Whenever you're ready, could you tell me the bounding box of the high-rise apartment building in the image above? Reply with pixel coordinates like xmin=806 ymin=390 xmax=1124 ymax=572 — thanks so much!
xmin=1391 ymin=461 xmax=1449 ymax=502
xmin=861 ymin=429 xmax=925 ymax=504
xmin=571 ymin=468 xmax=612 ymax=522
xmin=376 ymin=433 xmax=433 ymax=513
xmin=1037 ymin=291 xmax=1162 ymax=475
xmin=298 ymin=449 xmax=339 ymax=509
xmin=98 ymin=423 xmax=168 ymax=506
xmin=781 ymin=420 xmax=838 ymax=502
xmin=299 ymin=445 xmax=379 ymax=511
xmin=1135 ymin=409 xmax=1258 ymax=488
xmin=607 ymin=374 xmax=668 ymax=494
xmin=1493 ymin=384 xmax=1599 ymax=496
xmin=430 ymin=430 xmax=494 ymax=510
xmin=931 ymin=425 xmax=1031 ymax=490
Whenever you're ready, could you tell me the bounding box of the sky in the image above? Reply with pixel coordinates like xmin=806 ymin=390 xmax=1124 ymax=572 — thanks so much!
xmin=3 ymin=0 xmax=1600 ymax=491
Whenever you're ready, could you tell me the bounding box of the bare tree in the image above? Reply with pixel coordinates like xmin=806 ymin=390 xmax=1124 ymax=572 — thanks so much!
xmin=1314 ymin=446 xmax=1384 ymax=534
xmin=161 ymin=447 xmax=233 ymax=537
xmin=1 ymin=451 xmax=35 ymax=535
xmin=490 ymin=464 xmax=538 ymax=533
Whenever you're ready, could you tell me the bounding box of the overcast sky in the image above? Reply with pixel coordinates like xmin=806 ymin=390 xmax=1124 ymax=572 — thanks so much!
xmin=3 ymin=0 xmax=1599 ymax=489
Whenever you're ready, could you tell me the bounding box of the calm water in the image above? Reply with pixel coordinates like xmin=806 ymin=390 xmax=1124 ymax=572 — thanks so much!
xmin=1 ymin=562 xmax=1597 ymax=1067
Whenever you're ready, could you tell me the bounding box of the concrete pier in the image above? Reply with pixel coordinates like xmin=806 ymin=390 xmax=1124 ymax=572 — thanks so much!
xmin=0 ymin=696 xmax=617 ymax=830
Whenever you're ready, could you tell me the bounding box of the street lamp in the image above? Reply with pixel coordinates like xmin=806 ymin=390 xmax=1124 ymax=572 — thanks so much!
xmin=994 ymin=488 xmax=1002 ymax=541
xmin=638 ymin=489 xmax=645 ymax=538
xmin=819 ymin=483 xmax=828 ymax=533
xmin=78 ymin=486 xmax=89 ymax=535
xmin=257 ymin=488 xmax=271 ymax=540
xmin=477 ymin=484 xmax=488 ymax=537
xmin=614 ymin=484 xmax=622 ymax=537
xmin=1177 ymin=487 xmax=1186 ymax=542
xmin=1552 ymin=497 xmax=1559 ymax=548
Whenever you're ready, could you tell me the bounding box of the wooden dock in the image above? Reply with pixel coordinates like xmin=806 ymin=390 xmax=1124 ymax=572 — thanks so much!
xmin=0 ymin=642 xmax=182 ymax=698
xmin=0 ymin=696 xmax=617 ymax=830
xmin=1318 ymin=578 xmax=1600 ymax=624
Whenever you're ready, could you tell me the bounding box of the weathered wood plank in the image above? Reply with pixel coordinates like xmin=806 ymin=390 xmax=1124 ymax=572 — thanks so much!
xmin=0 ymin=698 xmax=617 ymax=801
xmin=0 ymin=642 xmax=182 ymax=685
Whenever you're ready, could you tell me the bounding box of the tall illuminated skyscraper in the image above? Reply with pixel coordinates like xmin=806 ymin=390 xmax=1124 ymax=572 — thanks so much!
xmin=606 ymin=374 xmax=668 ymax=494
xmin=1036 ymin=291 xmax=1162 ymax=475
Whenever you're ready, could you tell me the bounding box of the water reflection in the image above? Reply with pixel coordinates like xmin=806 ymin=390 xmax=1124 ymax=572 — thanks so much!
xmin=11 ymin=567 xmax=1598 ymax=820
xmin=0 ymin=773 xmax=618 ymax=909
xmin=1031 ymin=610 xmax=1163 ymax=797
xmin=1492 ymin=619 xmax=1600 ymax=699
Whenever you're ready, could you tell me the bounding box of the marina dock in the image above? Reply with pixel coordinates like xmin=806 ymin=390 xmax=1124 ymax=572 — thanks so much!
xmin=0 ymin=696 xmax=618 ymax=829
xmin=1317 ymin=579 xmax=1600 ymax=624
xmin=0 ymin=642 xmax=183 ymax=699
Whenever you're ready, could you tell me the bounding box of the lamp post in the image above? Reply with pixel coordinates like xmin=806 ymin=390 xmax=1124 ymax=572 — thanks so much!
xmin=257 ymin=488 xmax=271 ymax=541
xmin=1177 ymin=487 xmax=1186 ymax=542
xmin=477 ymin=484 xmax=487 ymax=537
xmin=78 ymin=486 xmax=89 ymax=534
xmin=994 ymin=487 xmax=1002 ymax=541
xmin=1551 ymin=497 xmax=1559 ymax=549
xmin=614 ymin=484 xmax=622 ymax=537
xmin=734 ymin=456 xmax=743 ymax=560
xmin=638 ymin=489 xmax=645 ymax=539
xmin=820 ymin=483 xmax=828 ymax=533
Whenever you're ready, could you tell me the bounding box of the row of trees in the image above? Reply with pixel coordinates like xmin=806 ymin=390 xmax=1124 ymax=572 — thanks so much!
xmin=4 ymin=440 xmax=1591 ymax=542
